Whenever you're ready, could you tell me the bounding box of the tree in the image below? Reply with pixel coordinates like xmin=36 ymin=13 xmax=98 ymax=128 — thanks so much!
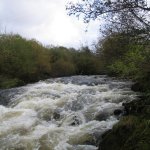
xmin=66 ymin=0 xmax=150 ymax=34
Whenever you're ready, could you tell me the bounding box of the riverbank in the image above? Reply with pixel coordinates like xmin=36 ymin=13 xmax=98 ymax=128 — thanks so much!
xmin=98 ymin=84 xmax=150 ymax=150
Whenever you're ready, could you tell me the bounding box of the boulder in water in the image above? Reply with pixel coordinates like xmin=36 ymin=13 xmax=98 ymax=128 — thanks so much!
xmin=114 ymin=109 xmax=123 ymax=116
xmin=68 ymin=133 xmax=96 ymax=146
xmin=61 ymin=114 xmax=83 ymax=126
xmin=53 ymin=110 xmax=61 ymax=120
xmin=70 ymin=116 xmax=80 ymax=126
xmin=94 ymin=112 xmax=109 ymax=121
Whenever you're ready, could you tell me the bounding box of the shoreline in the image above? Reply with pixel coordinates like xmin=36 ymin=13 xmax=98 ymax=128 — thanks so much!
xmin=98 ymin=83 xmax=150 ymax=150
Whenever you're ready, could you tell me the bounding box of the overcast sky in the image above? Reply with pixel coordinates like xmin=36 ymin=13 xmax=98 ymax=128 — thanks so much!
xmin=0 ymin=0 xmax=100 ymax=49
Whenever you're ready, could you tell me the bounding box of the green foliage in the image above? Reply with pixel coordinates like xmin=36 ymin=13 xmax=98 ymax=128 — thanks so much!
xmin=100 ymin=33 xmax=129 ymax=62
xmin=0 ymin=75 xmax=24 ymax=89
xmin=49 ymin=46 xmax=102 ymax=76
xmin=0 ymin=34 xmax=52 ymax=82
xmin=51 ymin=59 xmax=76 ymax=77
xmin=47 ymin=46 xmax=77 ymax=77
xmin=109 ymin=44 xmax=146 ymax=78
xmin=96 ymin=33 xmax=130 ymax=74
xmin=0 ymin=34 xmax=102 ymax=89
xmin=73 ymin=50 xmax=101 ymax=75
xmin=97 ymin=32 xmax=150 ymax=92
xmin=97 ymin=30 xmax=150 ymax=150
xmin=100 ymin=116 xmax=150 ymax=150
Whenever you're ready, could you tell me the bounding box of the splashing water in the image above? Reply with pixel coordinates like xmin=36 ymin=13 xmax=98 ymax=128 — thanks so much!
xmin=0 ymin=75 xmax=138 ymax=150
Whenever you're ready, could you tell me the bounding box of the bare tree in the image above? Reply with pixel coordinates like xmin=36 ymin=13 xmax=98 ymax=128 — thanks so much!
xmin=66 ymin=0 xmax=150 ymax=30
xmin=66 ymin=0 xmax=150 ymax=44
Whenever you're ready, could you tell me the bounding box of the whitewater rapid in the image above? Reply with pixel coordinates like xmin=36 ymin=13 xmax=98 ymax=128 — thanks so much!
xmin=0 ymin=75 xmax=137 ymax=150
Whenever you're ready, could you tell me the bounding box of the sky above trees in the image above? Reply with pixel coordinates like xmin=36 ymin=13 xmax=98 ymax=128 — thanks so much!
xmin=0 ymin=0 xmax=100 ymax=48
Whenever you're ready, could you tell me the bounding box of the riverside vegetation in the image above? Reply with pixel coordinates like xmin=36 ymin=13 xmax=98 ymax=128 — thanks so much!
xmin=0 ymin=34 xmax=101 ymax=89
xmin=0 ymin=0 xmax=150 ymax=149
xmin=0 ymin=31 xmax=149 ymax=150
xmin=97 ymin=32 xmax=150 ymax=150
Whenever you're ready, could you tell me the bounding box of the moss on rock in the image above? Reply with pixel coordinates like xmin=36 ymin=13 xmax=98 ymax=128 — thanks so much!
xmin=99 ymin=96 xmax=150 ymax=150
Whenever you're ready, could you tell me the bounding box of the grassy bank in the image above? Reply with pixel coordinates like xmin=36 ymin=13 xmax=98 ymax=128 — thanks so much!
xmin=99 ymin=94 xmax=150 ymax=150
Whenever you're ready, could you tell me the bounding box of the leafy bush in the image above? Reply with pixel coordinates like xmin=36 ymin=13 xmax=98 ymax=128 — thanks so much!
xmin=0 ymin=34 xmax=52 ymax=81
xmin=51 ymin=59 xmax=76 ymax=77
xmin=0 ymin=34 xmax=102 ymax=89
xmin=109 ymin=44 xmax=145 ymax=78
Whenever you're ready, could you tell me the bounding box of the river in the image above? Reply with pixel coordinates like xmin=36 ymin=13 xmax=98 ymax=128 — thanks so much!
xmin=0 ymin=75 xmax=138 ymax=150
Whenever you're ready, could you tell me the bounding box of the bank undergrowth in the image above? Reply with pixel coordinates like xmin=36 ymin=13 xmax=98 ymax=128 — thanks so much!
xmin=0 ymin=34 xmax=101 ymax=89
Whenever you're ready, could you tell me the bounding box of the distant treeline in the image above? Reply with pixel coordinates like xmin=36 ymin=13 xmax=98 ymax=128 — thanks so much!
xmin=0 ymin=34 xmax=101 ymax=88
xmin=0 ymin=33 xmax=150 ymax=92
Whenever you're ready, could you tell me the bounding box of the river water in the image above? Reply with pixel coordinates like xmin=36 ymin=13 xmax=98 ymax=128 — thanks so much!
xmin=0 ymin=75 xmax=138 ymax=150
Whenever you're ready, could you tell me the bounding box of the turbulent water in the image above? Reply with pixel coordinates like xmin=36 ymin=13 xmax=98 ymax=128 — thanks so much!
xmin=0 ymin=75 xmax=138 ymax=150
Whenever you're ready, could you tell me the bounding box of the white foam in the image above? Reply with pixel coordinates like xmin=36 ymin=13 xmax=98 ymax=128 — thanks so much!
xmin=0 ymin=75 xmax=137 ymax=149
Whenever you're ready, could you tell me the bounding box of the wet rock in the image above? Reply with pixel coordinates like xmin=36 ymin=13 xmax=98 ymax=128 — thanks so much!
xmin=61 ymin=114 xmax=83 ymax=126
xmin=101 ymin=129 xmax=111 ymax=139
xmin=53 ymin=110 xmax=61 ymax=120
xmin=131 ymin=82 xmax=143 ymax=92
xmin=114 ymin=109 xmax=123 ymax=116
xmin=0 ymin=88 xmax=25 ymax=106
xmin=70 ymin=116 xmax=80 ymax=126
xmin=0 ymin=94 xmax=10 ymax=105
xmin=94 ymin=112 xmax=109 ymax=121
xmin=38 ymin=108 xmax=53 ymax=121
xmin=123 ymin=100 xmax=141 ymax=115
xmin=68 ymin=133 xmax=96 ymax=146
xmin=122 ymin=96 xmax=150 ymax=116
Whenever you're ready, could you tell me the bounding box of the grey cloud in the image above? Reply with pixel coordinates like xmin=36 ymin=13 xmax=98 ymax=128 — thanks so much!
xmin=0 ymin=0 xmax=57 ymax=26
xmin=0 ymin=0 xmax=100 ymax=48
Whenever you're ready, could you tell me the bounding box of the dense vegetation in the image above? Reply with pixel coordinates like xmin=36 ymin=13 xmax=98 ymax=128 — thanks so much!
xmin=0 ymin=34 xmax=101 ymax=89
xmin=96 ymin=32 xmax=150 ymax=93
